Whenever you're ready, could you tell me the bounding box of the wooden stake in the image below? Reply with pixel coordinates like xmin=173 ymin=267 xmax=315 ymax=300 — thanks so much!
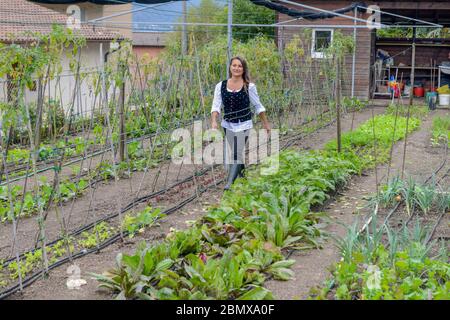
xmin=336 ymin=59 xmax=342 ymax=153
xmin=409 ymin=28 xmax=416 ymax=106
xmin=118 ymin=62 xmax=126 ymax=163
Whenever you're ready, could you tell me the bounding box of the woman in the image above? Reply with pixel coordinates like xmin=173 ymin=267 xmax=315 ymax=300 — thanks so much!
xmin=211 ymin=56 xmax=271 ymax=190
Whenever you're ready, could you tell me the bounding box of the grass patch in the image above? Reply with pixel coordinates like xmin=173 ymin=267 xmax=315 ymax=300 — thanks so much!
xmin=431 ymin=114 xmax=450 ymax=147
xmin=324 ymin=114 xmax=421 ymax=167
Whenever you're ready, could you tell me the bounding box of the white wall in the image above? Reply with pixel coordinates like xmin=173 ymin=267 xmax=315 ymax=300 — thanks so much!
xmin=0 ymin=41 xmax=111 ymax=120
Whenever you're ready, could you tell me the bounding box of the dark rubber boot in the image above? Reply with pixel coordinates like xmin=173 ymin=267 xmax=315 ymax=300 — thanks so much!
xmin=224 ymin=164 xmax=244 ymax=190
xmin=238 ymin=164 xmax=245 ymax=178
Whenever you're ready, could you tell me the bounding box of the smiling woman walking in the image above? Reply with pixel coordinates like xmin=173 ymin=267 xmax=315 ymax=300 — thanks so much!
xmin=210 ymin=56 xmax=271 ymax=190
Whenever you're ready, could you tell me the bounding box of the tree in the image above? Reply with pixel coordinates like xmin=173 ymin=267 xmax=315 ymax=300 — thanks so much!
xmin=166 ymin=0 xmax=225 ymax=54
xmin=166 ymin=0 xmax=276 ymax=55
xmin=219 ymin=0 xmax=276 ymax=42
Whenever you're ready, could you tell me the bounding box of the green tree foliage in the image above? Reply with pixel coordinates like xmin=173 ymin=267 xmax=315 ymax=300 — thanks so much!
xmin=186 ymin=0 xmax=225 ymax=45
xmin=377 ymin=27 xmax=450 ymax=39
xmin=166 ymin=0 xmax=225 ymax=53
xmin=219 ymin=0 xmax=276 ymax=42
xmin=167 ymin=0 xmax=276 ymax=54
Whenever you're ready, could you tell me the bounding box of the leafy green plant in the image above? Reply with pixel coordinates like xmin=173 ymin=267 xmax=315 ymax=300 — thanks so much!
xmin=431 ymin=114 xmax=450 ymax=147
xmin=8 ymin=249 xmax=46 ymax=280
xmin=435 ymin=187 xmax=450 ymax=214
xmin=58 ymin=179 xmax=87 ymax=202
xmin=69 ymin=137 xmax=89 ymax=155
xmin=414 ymin=184 xmax=436 ymax=215
xmin=94 ymin=148 xmax=362 ymax=300
xmin=70 ymin=165 xmax=81 ymax=176
xmin=342 ymin=97 xmax=367 ymax=113
xmin=372 ymin=176 xmax=447 ymax=216
xmin=50 ymin=238 xmax=75 ymax=258
xmin=386 ymin=103 xmax=429 ymax=119
xmin=93 ymin=124 xmax=106 ymax=144
xmin=311 ymin=217 xmax=450 ymax=300
xmin=91 ymin=107 xmax=420 ymax=300
xmin=324 ymin=114 xmax=421 ymax=168
xmin=373 ymin=176 xmax=404 ymax=208
xmin=245 ymin=191 xmax=325 ymax=250
xmin=6 ymin=148 xmax=30 ymax=165
xmin=0 ymin=261 xmax=6 ymax=287
xmin=78 ymin=222 xmax=114 ymax=249
xmin=121 ymin=207 xmax=164 ymax=238
xmin=94 ymin=161 xmax=116 ymax=181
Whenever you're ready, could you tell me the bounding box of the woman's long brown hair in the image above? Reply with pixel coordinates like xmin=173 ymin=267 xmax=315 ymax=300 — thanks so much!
xmin=228 ymin=56 xmax=250 ymax=91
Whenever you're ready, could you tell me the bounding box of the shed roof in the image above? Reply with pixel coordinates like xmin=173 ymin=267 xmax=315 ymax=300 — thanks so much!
xmin=277 ymin=1 xmax=450 ymax=27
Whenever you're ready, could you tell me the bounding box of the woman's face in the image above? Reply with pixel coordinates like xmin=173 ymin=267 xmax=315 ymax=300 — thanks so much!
xmin=230 ymin=59 xmax=244 ymax=78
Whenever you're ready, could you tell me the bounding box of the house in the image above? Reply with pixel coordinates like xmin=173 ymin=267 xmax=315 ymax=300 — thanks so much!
xmin=275 ymin=0 xmax=450 ymax=101
xmin=0 ymin=0 xmax=124 ymax=114
xmin=31 ymin=0 xmax=133 ymax=39
xmin=30 ymin=0 xmax=203 ymax=59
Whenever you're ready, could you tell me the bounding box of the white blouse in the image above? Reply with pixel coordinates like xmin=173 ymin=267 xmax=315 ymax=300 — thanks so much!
xmin=211 ymin=81 xmax=266 ymax=132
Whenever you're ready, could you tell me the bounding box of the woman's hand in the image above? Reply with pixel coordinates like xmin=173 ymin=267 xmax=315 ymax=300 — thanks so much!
xmin=263 ymin=121 xmax=271 ymax=135
xmin=258 ymin=112 xmax=271 ymax=135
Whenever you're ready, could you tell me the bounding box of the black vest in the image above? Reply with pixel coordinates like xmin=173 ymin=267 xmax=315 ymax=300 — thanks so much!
xmin=221 ymin=80 xmax=252 ymax=123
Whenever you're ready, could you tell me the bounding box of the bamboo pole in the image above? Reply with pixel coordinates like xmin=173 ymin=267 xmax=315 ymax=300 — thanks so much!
xmin=336 ymin=58 xmax=342 ymax=153
xmin=118 ymin=61 xmax=126 ymax=163
xmin=409 ymin=28 xmax=416 ymax=106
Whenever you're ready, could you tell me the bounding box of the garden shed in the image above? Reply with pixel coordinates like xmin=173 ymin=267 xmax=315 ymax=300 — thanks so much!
xmin=275 ymin=0 xmax=450 ymax=102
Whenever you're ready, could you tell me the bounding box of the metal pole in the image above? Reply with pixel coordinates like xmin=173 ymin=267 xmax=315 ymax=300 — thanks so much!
xmin=277 ymin=0 xmax=379 ymax=26
xmin=118 ymin=62 xmax=126 ymax=162
xmin=227 ymin=0 xmax=233 ymax=78
xmin=92 ymin=21 xmax=423 ymax=29
xmin=409 ymin=27 xmax=416 ymax=106
xmin=182 ymin=0 xmax=187 ymax=55
xmin=100 ymin=44 xmax=105 ymax=114
xmin=351 ymin=7 xmax=357 ymax=98
xmin=336 ymin=59 xmax=342 ymax=153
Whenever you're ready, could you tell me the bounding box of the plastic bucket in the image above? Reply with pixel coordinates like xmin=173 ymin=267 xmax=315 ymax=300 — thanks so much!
xmin=426 ymin=92 xmax=438 ymax=104
xmin=404 ymin=85 xmax=411 ymax=96
xmin=413 ymin=87 xmax=424 ymax=97
xmin=439 ymin=93 xmax=450 ymax=106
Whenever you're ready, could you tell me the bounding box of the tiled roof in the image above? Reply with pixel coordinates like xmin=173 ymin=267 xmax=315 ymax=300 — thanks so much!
xmin=0 ymin=0 xmax=123 ymax=42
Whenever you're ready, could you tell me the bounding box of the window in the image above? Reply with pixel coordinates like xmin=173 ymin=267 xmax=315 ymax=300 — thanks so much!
xmin=311 ymin=29 xmax=333 ymax=59
xmin=80 ymin=8 xmax=86 ymax=22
